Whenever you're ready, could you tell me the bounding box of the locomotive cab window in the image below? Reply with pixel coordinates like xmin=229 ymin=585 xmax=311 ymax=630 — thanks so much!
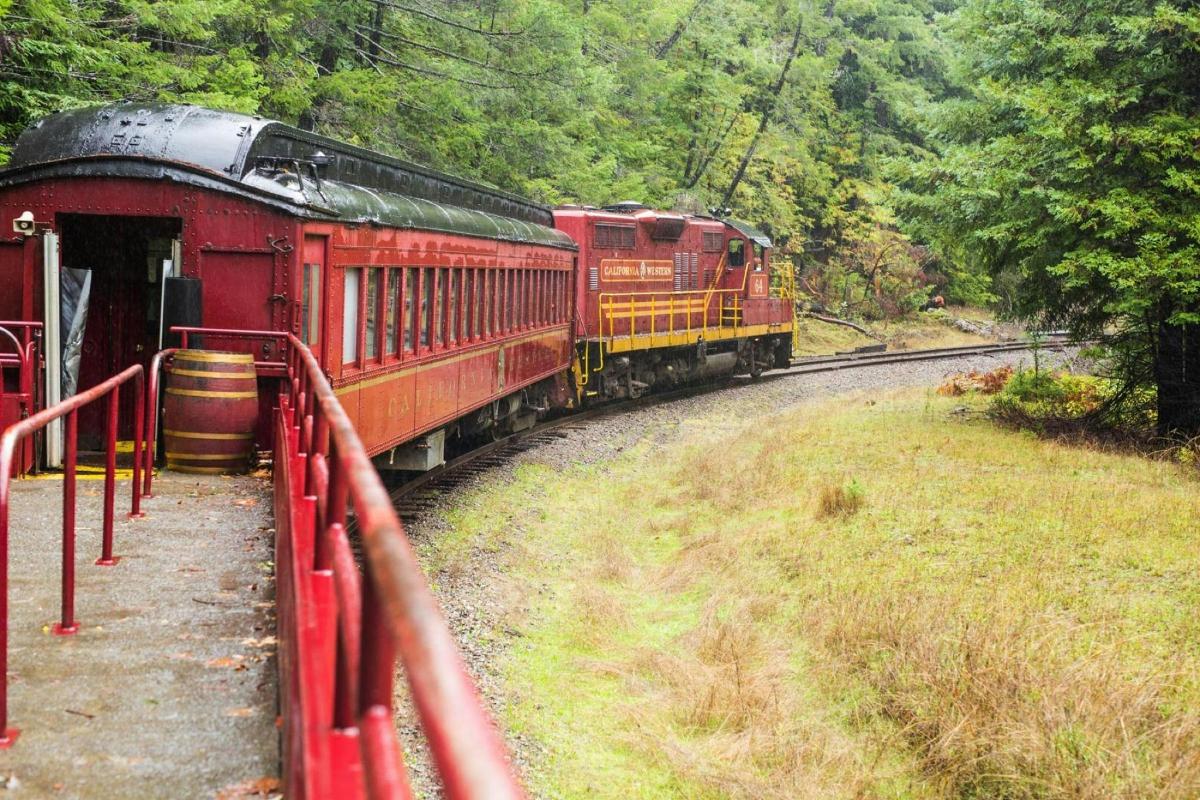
xmin=727 ymin=238 xmax=745 ymax=269
xmin=753 ymin=243 xmax=765 ymax=271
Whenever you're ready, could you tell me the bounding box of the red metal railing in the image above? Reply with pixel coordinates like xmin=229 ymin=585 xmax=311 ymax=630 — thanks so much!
xmin=276 ymin=333 xmax=524 ymax=798
xmin=0 ymin=362 xmax=144 ymax=747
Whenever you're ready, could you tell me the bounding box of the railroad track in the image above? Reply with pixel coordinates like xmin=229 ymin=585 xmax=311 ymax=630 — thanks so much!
xmin=387 ymin=337 xmax=1077 ymax=518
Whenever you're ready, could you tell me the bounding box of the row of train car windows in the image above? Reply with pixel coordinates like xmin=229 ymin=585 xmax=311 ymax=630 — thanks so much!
xmin=331 ymin=266 xmax=570 ymax=366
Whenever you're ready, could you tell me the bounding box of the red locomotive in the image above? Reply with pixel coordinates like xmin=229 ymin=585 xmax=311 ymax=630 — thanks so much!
xmin=0 ymin=104 xmax=793 ymax=472
xmin=556 ymin=202 xmax=792 ymax=401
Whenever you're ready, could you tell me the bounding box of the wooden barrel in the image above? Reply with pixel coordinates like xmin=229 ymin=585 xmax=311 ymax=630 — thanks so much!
xmin=163 ymin=350 xmax=258 ymax=474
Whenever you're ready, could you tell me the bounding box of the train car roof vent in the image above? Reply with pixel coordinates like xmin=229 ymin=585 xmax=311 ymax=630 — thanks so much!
xmin=603 ymin=200 xmax=645 ymax=213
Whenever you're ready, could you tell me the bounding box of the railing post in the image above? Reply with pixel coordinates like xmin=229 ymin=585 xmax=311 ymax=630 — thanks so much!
xmin=53 ymin=409 xmax=79 ymax=636
xmin=330 ymin=522 xmax=360 ymax=730
xmin=129 ymin=371 xmax=144 ymax=519
xmin=97 ymin=389 xmax=119 ymax=567
xmin=0 ymin=437 xmax=20 ymax=747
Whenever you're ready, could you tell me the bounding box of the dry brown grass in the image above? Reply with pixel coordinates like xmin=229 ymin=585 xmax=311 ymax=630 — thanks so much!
xmin=816 ymin=481 xmax=866 ymax=519
xmin=620 ymin=602 xmax=885 ymax=800
xmin=471 ymin=391 xmax=1200 ymax=799
xmin=814 ymin=590 xmax=1200 ymax=799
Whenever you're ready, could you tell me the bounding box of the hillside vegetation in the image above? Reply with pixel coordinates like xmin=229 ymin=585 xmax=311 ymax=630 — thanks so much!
xmin=426 ymin=391 xmax=1200 ymax=799
xmin=3 ymin=1 xmax=1197 ymax=431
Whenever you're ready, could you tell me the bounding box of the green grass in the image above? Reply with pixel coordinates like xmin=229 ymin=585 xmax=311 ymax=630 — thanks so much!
xmin=423 ymin=390 xmax=1200 ymax=799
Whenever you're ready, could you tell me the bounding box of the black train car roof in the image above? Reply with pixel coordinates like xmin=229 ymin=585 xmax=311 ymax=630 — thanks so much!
xmin=1 ymin=103 xmax=575 ymax=249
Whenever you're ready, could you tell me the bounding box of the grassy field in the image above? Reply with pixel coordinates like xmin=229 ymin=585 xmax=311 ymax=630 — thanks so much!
xmin=423 ymin=391 xmax=1200 ymax=800
xmin=793 ymin=307 xmax=1006 ymax=356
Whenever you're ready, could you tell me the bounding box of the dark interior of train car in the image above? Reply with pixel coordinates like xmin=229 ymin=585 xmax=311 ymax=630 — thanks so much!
xmin=57 ymin=214 xmax=181 ymax=446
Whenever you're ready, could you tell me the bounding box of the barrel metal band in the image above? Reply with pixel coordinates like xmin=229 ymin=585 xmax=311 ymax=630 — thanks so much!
xmin=169 ymin=465 xmax=239 ymax=474
xmin=170 ymin=369 xmax=257 ymax=380
xmin=176 ymin=352 xmax=255 ymax=364
xmin=166 ymin=452 xmax=249 ymax=461
xmin=165 ymin=388 xmax=258 ymax=399
xmin=163 ymin=429 xmax=255 ymax=440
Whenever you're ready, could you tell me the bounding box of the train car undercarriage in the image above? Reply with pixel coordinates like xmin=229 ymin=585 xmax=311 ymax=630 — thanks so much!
xmin=579 ymin=334 xmax=792 ymax=402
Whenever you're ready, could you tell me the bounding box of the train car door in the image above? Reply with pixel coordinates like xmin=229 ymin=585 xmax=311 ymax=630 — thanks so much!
xmin=60 ymin=214 xmax=182 ymax=448
xmin=300 ymin=235 xmax=326 ymax=357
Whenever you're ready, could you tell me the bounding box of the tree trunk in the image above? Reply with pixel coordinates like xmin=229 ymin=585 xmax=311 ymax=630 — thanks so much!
xmin=1154 ymin=303 xmax=1200 ymax=437
xmin=720 ymin=19 xmax=803 ymax=209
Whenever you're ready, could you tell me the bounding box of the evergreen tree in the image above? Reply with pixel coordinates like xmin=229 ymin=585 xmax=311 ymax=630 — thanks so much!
xmin=898 ymin=0 xmax=1200 ymax=435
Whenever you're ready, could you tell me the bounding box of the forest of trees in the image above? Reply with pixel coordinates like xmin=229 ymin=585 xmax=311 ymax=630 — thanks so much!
xmin=0 ymin=0 xmax=1197 ymax=434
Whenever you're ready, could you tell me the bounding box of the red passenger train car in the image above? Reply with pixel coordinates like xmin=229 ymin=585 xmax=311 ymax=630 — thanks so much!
xmin=0 ymin=103 xmax=794 ymax=473
xmin=0 ymin=104 xmax=577 ymax=471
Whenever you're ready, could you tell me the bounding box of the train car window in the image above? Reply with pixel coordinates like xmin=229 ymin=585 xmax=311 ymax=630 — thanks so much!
xmin=539 ymin=271 xmax=547 ymax=325
xmin=460 ymin=271 xmax=470 ymax=343
xmin=702 ymin=231 xmax=723 ymax=252
xmin=403 ymin=268 xmax=415 ymax=352
xmin=497 ymin=270 xmax=505 ymax=333
xmin=474 ymin=269 xmax=484 ymax=339
xmin=364 ymin=268 xmax=381 ymax=360
xmin=753 ymin=243 xmax=765 ymax=271
xmin=385 ymin=269 xmax=400 ymax=355
xmin=519 ymin=270 xmax=526 ymax=328
xmin=727 ymin=239 xmax=745 ymax=269
xmin=434 ymin=268 xmax=445 ymax=346
xmin=526 ymin=270 xmax=532 ymax=327
xmin=447 ymin=269 xmax=458 ymax=344
xmin=511 ymin=271 xmax=520 ymax=331
xmin=342 ymin=268 xmax=361 ymax=365
xmin=485 ymin=270 xmax=494 ymax=336
xmin=507 ymin=271 xmax=516 ymax=333
xmin=302 ymin=263 xmax=321 ymax=345
xmin=420 ymin=268 xmax=433 ymax=348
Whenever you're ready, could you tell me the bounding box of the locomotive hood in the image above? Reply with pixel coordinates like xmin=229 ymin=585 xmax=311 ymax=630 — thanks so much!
xmin=1 ymin=103 xmax=576 ymax=249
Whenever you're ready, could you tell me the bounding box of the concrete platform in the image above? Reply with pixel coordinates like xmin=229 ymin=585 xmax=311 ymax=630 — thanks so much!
xmin=0 ymin=471 xmax=279 ymax=798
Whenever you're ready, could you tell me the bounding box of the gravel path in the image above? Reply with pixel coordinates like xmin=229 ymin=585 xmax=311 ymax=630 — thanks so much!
xmin=394 ymin=347 xmax=1083 ymax=797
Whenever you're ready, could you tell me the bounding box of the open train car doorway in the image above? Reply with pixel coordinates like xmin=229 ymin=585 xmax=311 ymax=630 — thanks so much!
xmin=57 ymin=214 xmax=181 ymax=450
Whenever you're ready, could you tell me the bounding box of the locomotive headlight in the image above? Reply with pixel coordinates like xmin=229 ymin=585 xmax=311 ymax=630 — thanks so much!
xmin=12 ymin=210 xmax=35 ymax=236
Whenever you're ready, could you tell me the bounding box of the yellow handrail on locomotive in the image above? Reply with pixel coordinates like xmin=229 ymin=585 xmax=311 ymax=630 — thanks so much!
xmin=595 ymin=250 xmax=750 ymax=348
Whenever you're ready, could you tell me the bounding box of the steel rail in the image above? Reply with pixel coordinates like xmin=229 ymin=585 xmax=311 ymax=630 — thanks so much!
xmin=0 ymin=362 xmax=144 ymax=747
xmin=778 ymin=338 xmax=1075 ymax=377
xmin=387 ymin=338 xmax=1080 ymax=505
